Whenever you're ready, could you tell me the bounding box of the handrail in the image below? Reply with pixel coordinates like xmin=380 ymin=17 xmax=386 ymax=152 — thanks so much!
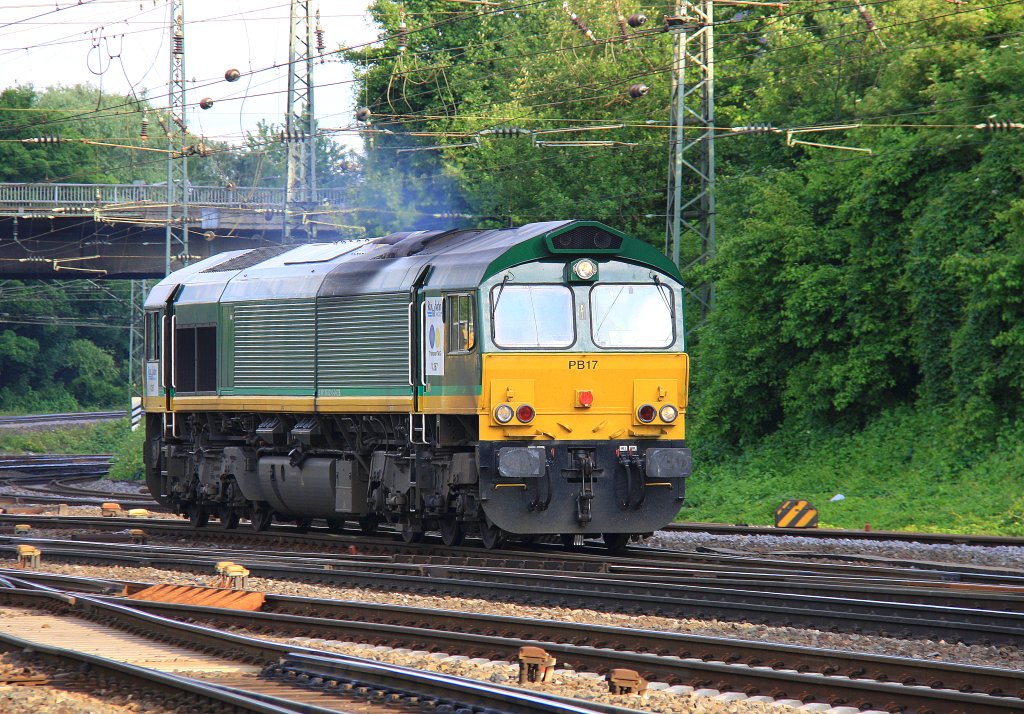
xmin=0 ymin=182 xmax=345 ymax=208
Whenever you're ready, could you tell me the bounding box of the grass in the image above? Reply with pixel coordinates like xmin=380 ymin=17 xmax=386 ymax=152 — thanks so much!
xmin=681 ymin=406 xmax=1024 ymax=536
xmin=0 ymin=419 xmax=144 ymax=481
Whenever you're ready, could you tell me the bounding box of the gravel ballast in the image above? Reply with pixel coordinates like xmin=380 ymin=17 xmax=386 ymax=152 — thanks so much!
xmin=645 ymin=529 xmax=1024 ymax=570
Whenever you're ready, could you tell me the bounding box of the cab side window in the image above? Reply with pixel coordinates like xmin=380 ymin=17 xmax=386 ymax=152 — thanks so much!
xmin=144 ymin=312 xmax=162 ymax=361
xmin=446 ymin=294 xmax=475 ymax=353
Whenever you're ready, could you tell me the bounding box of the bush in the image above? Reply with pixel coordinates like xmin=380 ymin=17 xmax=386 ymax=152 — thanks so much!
xmin=682 ymin=405 xmax=1024 ymax=536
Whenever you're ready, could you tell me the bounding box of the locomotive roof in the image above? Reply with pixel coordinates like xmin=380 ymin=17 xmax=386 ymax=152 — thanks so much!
xmin=145 ymin=220 xmax=680 ymax=308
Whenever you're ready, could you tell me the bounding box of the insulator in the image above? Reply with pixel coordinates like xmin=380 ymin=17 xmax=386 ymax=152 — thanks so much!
xmin=975 ymin=119 xmax=1024 ymax=132
xmin=628 ymin=83 xmax=649 ymax=99
xmin=140 ymin=116 xmax=150 ymax=141
xmin=627 ymin=12 xmax=647 ymax=27
xmin=355 ymin=107 xmax=372 ymax=123
xmin=561 ymin=2 xmax=595 ymax=41
xmin=199 ymin=97 xmax=214 ymax=110
xmin=23 ymin=136 xmax=63 ymax=144
xmin=172 ymin=115 xmax=188 ymax=132
xmin=315 ymin=10 xmax=326 ymax=53
xmin=225 ymin=68 xmax=241 ymax=82
xmin=731 ymin=123 xmax=776 ymax=134
xmin=173 ymin=31 xmax=184 ymax=56
xmin=490 ymin=126 xmax=530 ymax=138
xmin=397 ymin=21 xmax=408 ymax=53
xmin=157 ymin=117 xmax=170 ymax=136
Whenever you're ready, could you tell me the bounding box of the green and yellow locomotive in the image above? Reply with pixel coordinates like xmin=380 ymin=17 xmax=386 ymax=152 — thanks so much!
xmin=142 ymin=220 xmax=691 ymax=550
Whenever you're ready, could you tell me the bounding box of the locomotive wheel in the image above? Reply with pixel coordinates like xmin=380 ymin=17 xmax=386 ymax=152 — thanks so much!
xmin=358 ymin=515 xmax=380 ymax=535
xmin=218 ymin=506 xmax=240 ymax=530
xmin=401 ymin=523 xmax=424 ymax=543
xmin=439 ymin=518 xmax=463 ymax=547
xmin=250 ymin=503 xmax=273 ymax=532
xmin=187 ymin=502 xmax=208 ymax=528
xmin=478 ymin=521 xmax=505 ymax=550
xmin=219 ymin=481 xmax=240 ymax=529
xmin=295 ymin=518 xmax=314 ymax=533
xmin=602 ymin=532 xmax=631 ymax=553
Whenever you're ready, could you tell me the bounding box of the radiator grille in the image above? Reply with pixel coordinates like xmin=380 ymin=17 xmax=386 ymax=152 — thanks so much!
xmin=317 ymin=294 xmax=410 ymax=390
xmin=233 ymin=300 xmax=315 ymax=390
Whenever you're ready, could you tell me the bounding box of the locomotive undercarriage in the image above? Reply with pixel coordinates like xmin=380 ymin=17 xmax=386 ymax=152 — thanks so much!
xmin=143 ymin=410 xmax=690 ymax=551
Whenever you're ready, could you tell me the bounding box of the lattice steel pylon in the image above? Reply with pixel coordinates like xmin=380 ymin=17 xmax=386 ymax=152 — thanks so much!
xmin=165 ymin=0 xmax=189 ymax=275
xmin=284 ymin=0 xmax=317 ymax=242
xmin=665 ymin=0 xmax=715 ymax=320
xmin=129 ymin=279 xmax=147 ymax=398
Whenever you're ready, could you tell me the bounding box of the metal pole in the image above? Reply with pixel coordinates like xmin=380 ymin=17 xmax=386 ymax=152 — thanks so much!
xmin=664 ymin=0 xmax=715 ymax=318
xmin=166 ymin=0 xmax=189 ymax=273
xmin=285 ymin=0 xmax=316 ymax=243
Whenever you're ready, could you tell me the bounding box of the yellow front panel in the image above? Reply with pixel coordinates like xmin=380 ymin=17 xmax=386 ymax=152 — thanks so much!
xmin=480 ymin=352 xmax=688 ymax=441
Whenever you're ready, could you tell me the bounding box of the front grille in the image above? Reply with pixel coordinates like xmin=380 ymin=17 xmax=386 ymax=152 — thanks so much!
xmin=547 ymin=225 xmax=622 ymax=252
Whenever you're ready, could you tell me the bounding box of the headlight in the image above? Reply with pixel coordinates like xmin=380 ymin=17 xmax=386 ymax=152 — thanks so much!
xmin=659 ymin=404 xmax=678 ymax=423
xmin=637 ymin=404 xmax=656 ymax=423
xmin=494 ymin=404 xmax=514 ymax=423
xmin=572 ymin=258 xmax=597 ymax=280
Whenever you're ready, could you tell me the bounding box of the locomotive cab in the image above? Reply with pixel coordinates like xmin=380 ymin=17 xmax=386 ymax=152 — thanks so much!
xmin=465 ymin=224 xmax=691 ymax=546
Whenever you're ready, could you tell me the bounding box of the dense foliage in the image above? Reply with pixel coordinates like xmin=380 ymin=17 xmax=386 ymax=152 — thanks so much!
xmin=350 ymin=0 xmax=1024 ymax=454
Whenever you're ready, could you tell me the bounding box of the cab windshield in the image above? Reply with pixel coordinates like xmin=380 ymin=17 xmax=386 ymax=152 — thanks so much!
xmin=591 ymin=284 xmax=674 ymax=348
xmin=491 ymin=285 xmax=575 ymax=348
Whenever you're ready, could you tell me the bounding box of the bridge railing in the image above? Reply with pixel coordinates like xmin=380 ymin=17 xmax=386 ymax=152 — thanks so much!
xmin=0 ymin=183 xmax=346 ymax=209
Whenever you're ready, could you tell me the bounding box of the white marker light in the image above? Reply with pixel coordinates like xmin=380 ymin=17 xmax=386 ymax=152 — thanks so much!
xmin=572 ymin=259 xmax=597 ymax=280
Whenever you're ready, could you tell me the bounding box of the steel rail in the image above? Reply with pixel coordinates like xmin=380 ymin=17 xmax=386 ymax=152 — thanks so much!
xmin=4 ymin=531 xmax=1022 ymax=597
xmin=0 ymin=585 xmax=634 ymax=714
xmin=3 ymin=514 xmax=1022 ymax=587
xmin=2 ymin=537 xmax=1023 ymax=646
xmin=113 ymin=593 xmax=1024 ymax=705
xmin=4 ymin=574 xmax=1021 ymax=714
xmin=9 ymin=534 xmax=1024 ymax=613
xmin=0 ymin=411 xmax=125 ymax=425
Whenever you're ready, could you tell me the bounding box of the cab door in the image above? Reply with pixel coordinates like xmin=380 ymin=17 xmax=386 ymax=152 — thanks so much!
xmin=419 ymin=291 xmax=479 ymax=416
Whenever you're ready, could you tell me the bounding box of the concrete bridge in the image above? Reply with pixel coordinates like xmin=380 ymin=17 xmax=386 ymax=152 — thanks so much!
xmin=0 ymin=182 xmax=349 ymax=279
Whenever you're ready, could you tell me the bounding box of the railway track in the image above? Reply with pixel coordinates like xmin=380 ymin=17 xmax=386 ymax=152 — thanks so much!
xmin=0 ymin=456 xmax=161 ymax=509
xmin=3 ymin=512 xmax=1021 ymax=583
xmin=2 ymin=517 xmax=1024 ymax=648
xmin=0 ymin=411 xmax=125 ymax=427
xmin=3 ymin=569 xmax=1023 ymax=713
xmin=0 ymin=578 xmax=630 ymax=714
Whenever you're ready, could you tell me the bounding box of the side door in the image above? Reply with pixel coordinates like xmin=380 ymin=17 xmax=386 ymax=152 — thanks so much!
xmin=419 ymin=290 xmax=446 ymax=409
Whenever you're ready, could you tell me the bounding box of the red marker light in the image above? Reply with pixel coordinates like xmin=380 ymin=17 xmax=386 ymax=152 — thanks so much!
xmin=637 ymin=404 xmax=656 ymax=423
xmin=516 ymin=404 xmax=536 ymax=423
xmin=577 ymin=390 xmax=594 ymax=408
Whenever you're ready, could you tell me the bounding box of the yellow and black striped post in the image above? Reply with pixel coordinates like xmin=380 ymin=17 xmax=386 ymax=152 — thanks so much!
xmin=774 ymin=499 xmax=819 ymax=528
